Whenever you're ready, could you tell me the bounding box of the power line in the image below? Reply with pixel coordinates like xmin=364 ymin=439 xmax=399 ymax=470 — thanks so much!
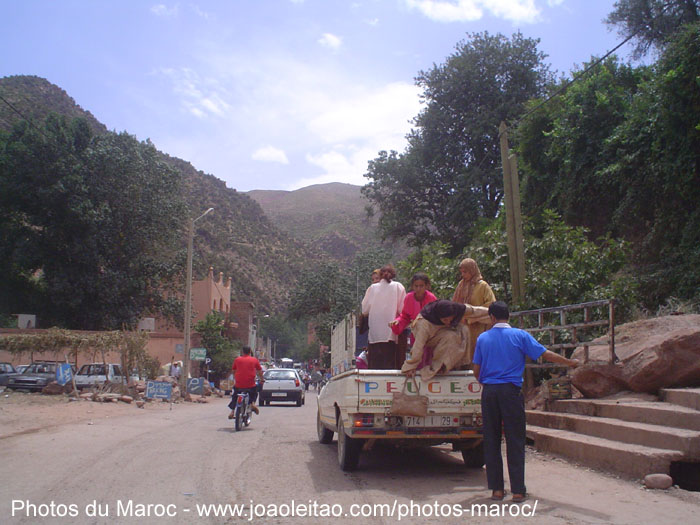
xmin=0 ymin=92 xmax=50 ymax=139
xmin=510 ymin=30 xmax=640 ymax=131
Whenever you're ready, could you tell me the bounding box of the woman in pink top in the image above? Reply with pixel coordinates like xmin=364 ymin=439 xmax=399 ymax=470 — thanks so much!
xmin=390 ymin=272 xmax=437 ymax=345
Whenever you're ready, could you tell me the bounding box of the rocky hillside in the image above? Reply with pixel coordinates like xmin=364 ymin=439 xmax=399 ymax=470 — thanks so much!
xmin=247 ymin=183 xmax=407 ymax=263
xmin=0 ymin=75 xmax=322 ymax=313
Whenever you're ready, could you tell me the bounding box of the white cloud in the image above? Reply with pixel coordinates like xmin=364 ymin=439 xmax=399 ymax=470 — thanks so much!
xmin=307 ymin=82 xmax=420 ymax=145
xmin=190 ymin=4 xmax=212 ymax=19
xmin=404 ymin=0 xmax=541 ymax=24
xmin=154 ymin=67 xmax=231 ymax=118
xmin=155 ymin=47 xmax=420 ymax=190
xmin=366 ymin=18 xmax=380 ymax=26
xmin=318 ymin=33 xmax=342 ymax=50
xmin=294 ymin=82 xmax=421 ymax=188
xmin=252 ymin=146 xmax=290 ymax=164
xmin=150 ymin=3 xmax=179 ymax=17
xmin=547 ymin=0 xmax=565 ymax=6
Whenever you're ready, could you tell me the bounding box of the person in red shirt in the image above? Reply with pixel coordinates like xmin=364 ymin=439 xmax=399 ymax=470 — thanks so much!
xmin=228 ymin=346 xmax=264 ymax=418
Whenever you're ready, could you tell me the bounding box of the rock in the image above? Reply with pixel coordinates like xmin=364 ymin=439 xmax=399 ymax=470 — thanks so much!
xmin=570 ymin=363 xmax=628 ymax=398
xmin=119 ymin=395 xmax=133 ymax=404
xmin=42 ymin=382 xmax=68 ymax=395
xmin=79 ymin=392 xmax=94 ymax=400
xmin=196 ymin=396 xmax=208 ymax=403
xmin=135 ymin=400 xmax=145 ymax=408
xmin=644 ymin=473 xmax=673 ymax=489
xmin=572 ymin=315 xmax=700 ymax=397
xmin=202 ymin=382 xmax=213 ymax=396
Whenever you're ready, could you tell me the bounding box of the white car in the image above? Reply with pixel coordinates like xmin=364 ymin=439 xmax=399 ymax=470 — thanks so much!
xmin=259 ymin=368 xmax=305 ymax=406
xmin=74 ymin=363 xmax=127 ymax=390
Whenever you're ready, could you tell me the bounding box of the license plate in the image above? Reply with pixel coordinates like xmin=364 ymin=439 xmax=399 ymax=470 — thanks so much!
xmin=404 ymin=415 xmax=457 ymax=427
xmin=271 ymin=393 xmax=286 ymax=397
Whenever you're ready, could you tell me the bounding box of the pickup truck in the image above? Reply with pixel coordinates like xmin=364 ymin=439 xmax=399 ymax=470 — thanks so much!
xmin=317 ymin=369 xmax=483 ymax=471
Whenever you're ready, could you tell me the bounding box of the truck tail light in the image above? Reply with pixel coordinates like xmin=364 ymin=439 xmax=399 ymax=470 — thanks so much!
xmin=353 ymin=414 xmax=374 ymax=427
xmin=295 ymin=379 xmax=300 ymax=387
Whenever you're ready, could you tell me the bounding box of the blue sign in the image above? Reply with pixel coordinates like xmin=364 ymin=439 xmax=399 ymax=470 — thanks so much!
xmin=187 ymin=377 xmax=204 ymax=395
xmin=175 ymin=343 xmax=184 ymax=354
xmin=146 ymin=380 xmax=172 ymax=399
xmin=56 ymin=363 xmax=73 ymax=386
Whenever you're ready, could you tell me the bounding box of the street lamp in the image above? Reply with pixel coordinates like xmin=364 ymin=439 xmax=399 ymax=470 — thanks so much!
xmin=181 ymin=207 xmax=214 ymax=392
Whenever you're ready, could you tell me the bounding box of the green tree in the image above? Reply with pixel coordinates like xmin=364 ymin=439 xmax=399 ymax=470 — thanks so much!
xmin=363 ymin=31 xmax=552 ymax=250
xmin=287 ymin=248 xmax=394 ymax=346
xmin=194 ymin=311 xmax=241 ymax=382
xmin=401 ymin=212 xmax=637 ymax=318
xmin=604 ymin=23 xmax=700 ymax=304
xmin=517 ymin=56 xmax=648 ymax=238
xmin=0 ymin=115 xmax=186 ymax=329
xmin=606 ymin=0 xmax=699 ymax=59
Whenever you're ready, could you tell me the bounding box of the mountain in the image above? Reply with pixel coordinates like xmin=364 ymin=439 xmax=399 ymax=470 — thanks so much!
xmin=0 ymin=75 xmax=323 ymax=314
xmin=247 ymin=183 xmax=407 ymax=263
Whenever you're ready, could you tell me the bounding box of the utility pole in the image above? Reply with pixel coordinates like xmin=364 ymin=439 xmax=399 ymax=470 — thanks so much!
xmin=499 ymin=122 xmax=526 ymax=303
xmin=181 ymin=207 xmax=213 ymax=393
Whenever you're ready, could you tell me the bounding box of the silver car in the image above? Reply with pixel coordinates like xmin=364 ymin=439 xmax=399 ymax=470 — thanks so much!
xmin=6 ymin=361 xmax=67 ymax=391
xmin=260 ymin=368 xmax=305 ymax=407
xmin=0 ymin=362 xmax=19 ymax=386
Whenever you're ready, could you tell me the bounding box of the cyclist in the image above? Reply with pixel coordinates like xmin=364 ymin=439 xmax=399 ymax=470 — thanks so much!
xmin=228 ymin=346 xmax=264 ymax=419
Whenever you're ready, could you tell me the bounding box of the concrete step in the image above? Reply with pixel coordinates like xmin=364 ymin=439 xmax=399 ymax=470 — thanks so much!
xmin=526 ymin=410 xmax=700 ymax=458
xmin=526 ymin=425 xmax=685 ymax=479
xmin=660 ymin=388 xmax=700 ymax=411
xmin=548 ymin=398 xmax=700 ymax=431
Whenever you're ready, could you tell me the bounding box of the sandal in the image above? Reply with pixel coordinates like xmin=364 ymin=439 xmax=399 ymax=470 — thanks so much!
xmin=490 ymin=490 xmax=505 ymax=501
xmin=512 ymin=493 xmax=528 ymax=503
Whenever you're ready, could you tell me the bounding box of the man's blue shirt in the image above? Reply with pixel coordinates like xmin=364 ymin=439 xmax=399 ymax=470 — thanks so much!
xmin=473 ymin=324 xmax=546 ymax=387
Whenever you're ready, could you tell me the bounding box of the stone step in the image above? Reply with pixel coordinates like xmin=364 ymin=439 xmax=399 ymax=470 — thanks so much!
xmin=660 ymin=388 xmax=700 ymax=411
xmin=526 ymin=425 xmax=685 ymax=479
xmin=526 ymin=410 xmax=700 ymax=458
xmin=548 ymin=398 xmax=700 ymax=431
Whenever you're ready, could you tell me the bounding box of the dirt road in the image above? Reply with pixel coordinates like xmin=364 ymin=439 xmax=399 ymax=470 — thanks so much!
xmin=1 ymin=391 xmax=698 ymax=524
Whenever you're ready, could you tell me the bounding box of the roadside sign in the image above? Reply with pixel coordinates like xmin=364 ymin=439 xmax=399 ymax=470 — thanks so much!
xmin=190 ymin=347 xmax=206 ymax=361
xmin=56 ymin=363 xmax=73 ymax=386
xmin=187 ymin=377 xmax=204 ymax=394
xmin=175 ymin=343 xmax=184 ymax=354
xmin=205 ymin=357 xmax=212 ymax=364
xmin=146 ymin=380 xmax=172 ymax=399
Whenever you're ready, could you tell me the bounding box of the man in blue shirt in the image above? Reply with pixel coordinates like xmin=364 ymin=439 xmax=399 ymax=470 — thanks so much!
xmin=473 ymin=301 xmax=579 ymax=503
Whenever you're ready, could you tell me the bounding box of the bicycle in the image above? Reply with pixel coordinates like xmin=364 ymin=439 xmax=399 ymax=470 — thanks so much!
xmin=233 ymin=391 xmax=253 ymax=431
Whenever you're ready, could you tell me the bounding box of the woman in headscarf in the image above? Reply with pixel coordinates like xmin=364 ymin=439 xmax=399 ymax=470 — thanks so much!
xmin=361 ymin=264 xmax=406 ymax=369
xmin=401 ymin=299 xmax=477 ymax=381
xmin=452 ymin=258 xmax=496 ymax=363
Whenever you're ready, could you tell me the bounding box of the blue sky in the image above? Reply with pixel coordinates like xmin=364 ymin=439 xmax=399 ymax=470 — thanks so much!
xmin=1 ymin=1 xmax=635 ymax=192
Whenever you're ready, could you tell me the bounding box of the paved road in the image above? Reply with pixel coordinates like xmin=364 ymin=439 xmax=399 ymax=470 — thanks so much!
xmin=1 ymin=392 xmax=699 ymax=525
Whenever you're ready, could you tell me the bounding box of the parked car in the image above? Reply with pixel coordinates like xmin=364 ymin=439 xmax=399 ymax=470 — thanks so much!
xmin=15 ymin=364 xmax=29 ymax=374
xmin=0 ymin=362 xmax=19 ymax=386
xmin=259 ymin=368 xmax=305 ymax=406
xmin=6 ymin=361 xmax=68 ymax=391
xmin=74 ymin=363 xmax=127 ymax=390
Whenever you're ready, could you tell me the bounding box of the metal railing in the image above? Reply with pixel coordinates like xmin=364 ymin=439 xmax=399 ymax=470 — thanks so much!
xmin=510 ymin=299 xmax=618 ymax=368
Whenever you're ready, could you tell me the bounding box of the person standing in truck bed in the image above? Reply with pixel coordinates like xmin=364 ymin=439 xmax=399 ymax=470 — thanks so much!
xmin=361 ymin=264 xmax=406 ymax=369
xmin=452 ymin=258 xmax=496 ymax=363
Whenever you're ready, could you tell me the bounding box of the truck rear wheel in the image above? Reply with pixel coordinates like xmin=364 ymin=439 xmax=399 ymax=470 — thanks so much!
xmin=317 ymin=410 xmax=334 ymax=444
xmin=461 ymin=442 xmax=484 ymax=468
xmin=337 ymin=418 xmax=360 ymax=471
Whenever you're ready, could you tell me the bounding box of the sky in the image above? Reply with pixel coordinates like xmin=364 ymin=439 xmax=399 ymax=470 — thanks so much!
xmin=1 ymin=0 xmax=636 ymax=192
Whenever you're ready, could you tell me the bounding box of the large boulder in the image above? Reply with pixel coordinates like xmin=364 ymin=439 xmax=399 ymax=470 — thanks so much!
xmin=571 ymin=314 xmax=700 ymax=398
